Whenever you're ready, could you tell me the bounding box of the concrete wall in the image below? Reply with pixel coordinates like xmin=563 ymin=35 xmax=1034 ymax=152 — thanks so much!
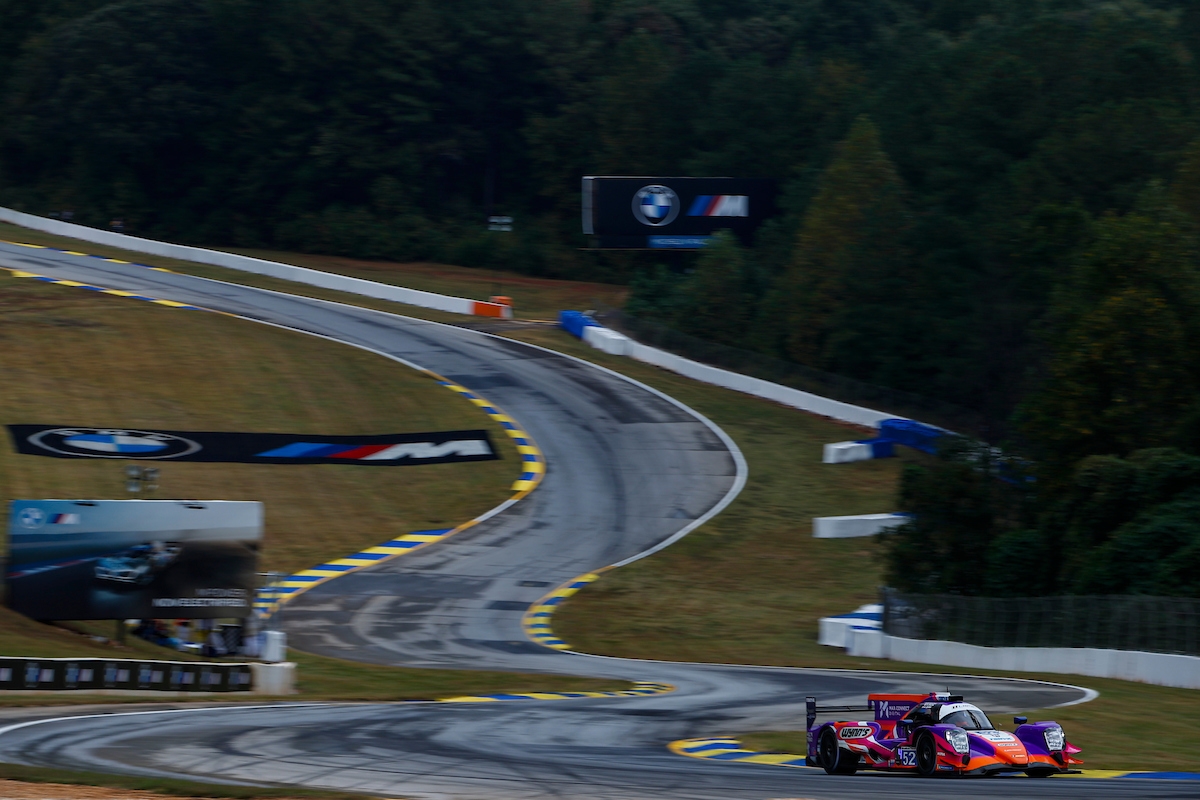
xmin=847 ymin=630 xmax=1200 ymax=690
xmin=0 ymin=207 xmax=512 ymax=319
xmin=813 ymin=513 xmax=907 ymax=538
xmin=627 ymin=341 xmax=894 ymax=429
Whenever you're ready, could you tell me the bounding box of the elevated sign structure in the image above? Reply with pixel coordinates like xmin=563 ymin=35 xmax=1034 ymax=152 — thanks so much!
xmin=8 ymin=499 xmax=262 ymax=620
xmin=582 ymin=176 xmax=777 ymax=249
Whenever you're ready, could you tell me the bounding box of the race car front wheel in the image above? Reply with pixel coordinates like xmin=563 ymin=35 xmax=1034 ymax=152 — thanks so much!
xmin=916 ymin=733 xmax=939 ymax=777
xmin=818 ymin=729 xmax=858 ymax=775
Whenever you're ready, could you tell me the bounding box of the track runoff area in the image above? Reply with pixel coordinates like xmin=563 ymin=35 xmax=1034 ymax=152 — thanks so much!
xmin=0 ymin=238 xmax=1193 ymax=800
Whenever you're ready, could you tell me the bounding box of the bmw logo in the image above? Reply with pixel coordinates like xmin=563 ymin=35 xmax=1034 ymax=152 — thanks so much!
xmin=26 ymin=428 xmax=201 ymax=460
xmin=17 ymin=508 xmax=45 ymax=529
xmin=632 ymin=185 xmax=680 ymax=226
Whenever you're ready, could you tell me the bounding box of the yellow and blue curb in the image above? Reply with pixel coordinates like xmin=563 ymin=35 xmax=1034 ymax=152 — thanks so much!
xmin=254 ymin=369 xmax=545 ymax=618
xmin=670 ymin=738 xmax=812 ymax=768
xmin=0 ymin=241 xmax=213 ymax=311
xmin=2 ymin=267 xmax=215 ymax=312
xmin=522 ymin=570 xmax=607 ymax=650
xmin=438 ymin=681 xmax=673 ymax=703
xmin=668 ymin=737 xmax=1200 ymax=780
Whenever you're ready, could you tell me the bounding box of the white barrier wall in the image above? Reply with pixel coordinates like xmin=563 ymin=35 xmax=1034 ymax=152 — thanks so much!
xmin=823 ymin=441 xmax=875 ymax=463
xmin=0 ymin=207 xmax=512 ymax=319
xmin=249 ymin=661 xmax=296 ymax=694
xmin=846 ymin=630 xmax=1200 ymax=690
xmin=627 ymin=341 xmax=893 ymax=429
xmin=583 ymin=325 xmax=633 ymax=356
xmin=813 ymin=513 xmax=907 ymax=538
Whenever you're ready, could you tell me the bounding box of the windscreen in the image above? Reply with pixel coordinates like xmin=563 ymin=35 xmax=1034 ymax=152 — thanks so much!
xmin=940 ymin=708 xmax=994 ymax=730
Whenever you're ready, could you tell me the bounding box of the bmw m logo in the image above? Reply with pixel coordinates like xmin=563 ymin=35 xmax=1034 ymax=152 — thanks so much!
xmin=632 ymin=185 xmax=680 ymax=226
xmin=25 ymin=428 xmax=201 ymax=460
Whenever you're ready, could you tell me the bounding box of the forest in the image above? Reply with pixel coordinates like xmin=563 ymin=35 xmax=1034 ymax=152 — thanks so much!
xmin=2 ymin=0 xmax=1200 ymax=596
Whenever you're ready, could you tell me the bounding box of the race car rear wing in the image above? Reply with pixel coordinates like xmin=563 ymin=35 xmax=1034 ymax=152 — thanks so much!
xmin=805 ymin=696 xmax=872 ymax=731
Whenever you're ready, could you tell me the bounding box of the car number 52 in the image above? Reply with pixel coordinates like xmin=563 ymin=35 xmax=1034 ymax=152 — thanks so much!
xmin=897 ymin=747 xmax=917 ymax=767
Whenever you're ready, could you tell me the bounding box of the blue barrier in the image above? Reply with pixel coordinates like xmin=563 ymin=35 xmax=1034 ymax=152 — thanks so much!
xmin=879 ymin=419 xmax=944 ymax=455
xmin=559 ymin=310 xmax=600 ymax=339
xmin=855 ymin=438 xmax=895 ymax=458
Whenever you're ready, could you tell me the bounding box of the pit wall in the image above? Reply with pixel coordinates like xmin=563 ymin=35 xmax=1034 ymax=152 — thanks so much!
xmin=848 ymin=629 xmax=1200 ymax=690
xmin=0 ymin=207 xmax=512 ymax=319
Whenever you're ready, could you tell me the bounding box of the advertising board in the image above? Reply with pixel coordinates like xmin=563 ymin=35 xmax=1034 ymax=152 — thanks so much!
xmin=7 ymin=425 xmax=498 ymax=466
xmin=8 ymin=500 xmax=261 ymax=620
xmin=582 ymin=176 xmax=777 ymax=249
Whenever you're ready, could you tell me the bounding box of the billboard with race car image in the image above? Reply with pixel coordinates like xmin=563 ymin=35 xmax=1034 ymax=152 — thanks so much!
xmin=8 ymin=500 xmax=261 ymax=620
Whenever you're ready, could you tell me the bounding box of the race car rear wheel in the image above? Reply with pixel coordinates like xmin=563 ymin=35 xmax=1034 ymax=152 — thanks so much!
xmin=818 ymin=728 xmax=858 ymax=775
xmin=916 ymin=732 xmax=939 ymax=777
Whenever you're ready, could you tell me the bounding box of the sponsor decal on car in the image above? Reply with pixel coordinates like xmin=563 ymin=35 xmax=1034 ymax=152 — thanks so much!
xmin=838 ymin=726 xmax=873 ymax=739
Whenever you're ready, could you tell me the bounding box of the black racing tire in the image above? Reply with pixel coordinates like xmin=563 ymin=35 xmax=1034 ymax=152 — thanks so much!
xmin=916 ymin=732 xmax=939 ymax=777
xmin=818 ymin=728 xmax=858 ymax=775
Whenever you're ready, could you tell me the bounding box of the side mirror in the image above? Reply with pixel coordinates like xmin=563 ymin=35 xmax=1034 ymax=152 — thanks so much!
xmin=1013 ymin=716 xmax=1028 ymax=726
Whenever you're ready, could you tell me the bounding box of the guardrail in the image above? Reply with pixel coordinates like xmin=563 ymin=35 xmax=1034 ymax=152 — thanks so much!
xmin=0 ymin=207 xmax=512 ymax=319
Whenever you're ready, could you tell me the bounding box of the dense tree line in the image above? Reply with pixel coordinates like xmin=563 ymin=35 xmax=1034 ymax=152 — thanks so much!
xmin=4 ymin=0 xmax=1200 ymax=595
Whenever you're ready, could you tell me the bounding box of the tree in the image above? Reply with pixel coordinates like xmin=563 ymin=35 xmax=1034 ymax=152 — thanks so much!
xmin=671 ymin=231 xmax=755 ymax=347
xmin=781 ymin=115 xmax=910 ymax=373
xmin=1018 ymin=187 xmax=1200 ymax=475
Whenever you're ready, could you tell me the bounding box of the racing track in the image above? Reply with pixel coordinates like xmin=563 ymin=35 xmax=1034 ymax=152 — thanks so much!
xmin=0 ymin=241 xmax=1188 ymax=800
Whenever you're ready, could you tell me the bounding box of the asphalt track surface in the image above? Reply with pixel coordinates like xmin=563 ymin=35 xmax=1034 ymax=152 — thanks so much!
xmin=0 ymin=241 xmax=1192 ymax=800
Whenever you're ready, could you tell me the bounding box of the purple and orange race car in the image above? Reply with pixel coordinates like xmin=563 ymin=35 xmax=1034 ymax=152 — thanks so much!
xmin=806 ymin=692 xmax=1082 ymax=777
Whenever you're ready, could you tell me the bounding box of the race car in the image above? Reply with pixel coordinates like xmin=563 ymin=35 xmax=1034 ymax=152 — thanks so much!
xmin=806 ymin=692 xmax=1082 ymax=777
xmin=94 ymin=541 xmax=181 ymax=587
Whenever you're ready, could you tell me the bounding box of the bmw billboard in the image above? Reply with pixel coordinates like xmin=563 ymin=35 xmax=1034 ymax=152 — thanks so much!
xmin=582 ymin=176 xmax=777 ymax=249
xmin=8 ymin=500 xmax=261 ymax=621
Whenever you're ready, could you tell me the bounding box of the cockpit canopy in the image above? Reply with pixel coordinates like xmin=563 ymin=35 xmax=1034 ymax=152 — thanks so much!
xmin=902 ymin=701 xmax=995 ymax=730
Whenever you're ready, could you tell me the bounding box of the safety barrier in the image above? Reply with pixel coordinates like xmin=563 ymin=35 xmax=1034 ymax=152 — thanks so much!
xmin=561 ymin=313 xmax=895 ymax=428
xmin=817 ymin=604 xmax=882 ymax=648
xmin=847 ymin=630 xmax=1200 ymax=690
xmin=878 ymin=418 xmax=944 ymax=454
xmin=823 ymin=438 xmax=895 ymax=463
xmin=559 ymin=310 xmax=600 ymax=338
xmin=0 ymin=207 xmax=512 ymax=319
xmin=583 ymin=325 xmax=633 ymax=355
xmin=812 ymin=513 xmax=907 ymax=539
xmin=0 ymin=656 xmax=257 ymax=693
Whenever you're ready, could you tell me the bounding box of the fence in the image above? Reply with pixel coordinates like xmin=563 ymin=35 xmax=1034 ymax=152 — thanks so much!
xmin=597 ymin=310 xmax=989 ymax=438
xmin=882 ymin=589 xmax=1200 ymax=657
